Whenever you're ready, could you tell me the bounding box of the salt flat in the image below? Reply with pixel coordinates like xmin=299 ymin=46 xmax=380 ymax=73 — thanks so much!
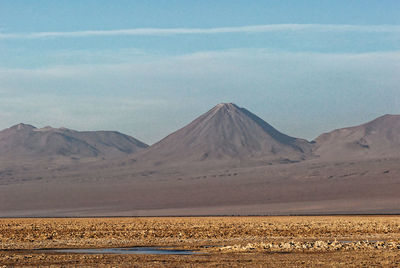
xmin=1 ymin=216 xmax=400 ymax=267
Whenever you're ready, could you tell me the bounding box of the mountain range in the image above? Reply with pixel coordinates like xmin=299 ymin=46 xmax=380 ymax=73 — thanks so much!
xmin=1 ymin=103 xmax=400 ymax=216
xmin=2 ymin=103 xmax=399 ymax=162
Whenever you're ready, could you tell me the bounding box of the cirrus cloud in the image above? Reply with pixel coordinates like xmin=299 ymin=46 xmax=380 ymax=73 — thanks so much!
xmin=1 ymin=24 xmax=400 ymax=40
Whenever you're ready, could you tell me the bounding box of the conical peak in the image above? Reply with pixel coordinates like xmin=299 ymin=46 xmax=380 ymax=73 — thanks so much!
xmin=215 ymin=102 xmax=237 ymax=108
xmin=143 ymin=102 xmax=311 ymax=162
xmin=205 ymin=103 xmax=243 ymax=120
xmin=214 ymin=103 xmax=240 ymax=112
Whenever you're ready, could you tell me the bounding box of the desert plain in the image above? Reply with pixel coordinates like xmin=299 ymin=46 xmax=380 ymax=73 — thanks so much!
xmin=2 ymin=105 xmax=400 ymax=267
xmin=1 ymin=216 xmax=400 ymax=267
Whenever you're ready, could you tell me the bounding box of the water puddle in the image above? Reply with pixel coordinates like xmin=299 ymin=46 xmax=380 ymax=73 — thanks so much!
xmin=36 ymin=247 xmax=197 ymax=255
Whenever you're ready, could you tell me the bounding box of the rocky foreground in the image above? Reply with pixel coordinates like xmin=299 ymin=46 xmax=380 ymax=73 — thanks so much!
xmin=1 ymin=216 xmax=400 ymax=267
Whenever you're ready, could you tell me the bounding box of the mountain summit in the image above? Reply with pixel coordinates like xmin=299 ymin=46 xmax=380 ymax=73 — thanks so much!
xmin=139 ymin=103 xmax=312 ymax=163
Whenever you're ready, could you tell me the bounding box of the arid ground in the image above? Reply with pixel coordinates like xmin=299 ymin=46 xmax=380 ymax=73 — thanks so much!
xmin=1 ymin=216 xmax=400 ymax=267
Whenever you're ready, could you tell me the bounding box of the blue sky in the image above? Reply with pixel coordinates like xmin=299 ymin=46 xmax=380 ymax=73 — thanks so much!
xmin=0 ymin=1 xmax=399 ymax=144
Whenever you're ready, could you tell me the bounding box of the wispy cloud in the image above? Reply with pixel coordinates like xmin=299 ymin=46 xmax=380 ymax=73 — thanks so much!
xmin=1 ymin=24 xmax=400 ymax=39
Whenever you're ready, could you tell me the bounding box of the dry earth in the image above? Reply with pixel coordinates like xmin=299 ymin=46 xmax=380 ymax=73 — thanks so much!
xmin=1 ymin=216 xmax=400 ymax=267
xmin=2 ymin=157 xmax=400 ymax=216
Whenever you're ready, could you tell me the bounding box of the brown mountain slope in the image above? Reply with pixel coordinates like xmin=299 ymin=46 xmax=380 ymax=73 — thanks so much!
xmin=136 ymin=103 xmax=312 ymax=164
xmin=314 ymin=114 xmax=400 ymax=160
xmin=0 ymin=123 xmax=148 ymax=159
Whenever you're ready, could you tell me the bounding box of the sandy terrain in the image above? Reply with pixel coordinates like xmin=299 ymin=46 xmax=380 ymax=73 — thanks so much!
xmin=1 ymin=157 xmax=400 ymax=216
xmin=1 ymin=216 xmax=400 ymax=267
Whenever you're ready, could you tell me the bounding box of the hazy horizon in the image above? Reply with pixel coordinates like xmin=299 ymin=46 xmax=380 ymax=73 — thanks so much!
xmin=1 ymin=1 xmax=399 ymax=144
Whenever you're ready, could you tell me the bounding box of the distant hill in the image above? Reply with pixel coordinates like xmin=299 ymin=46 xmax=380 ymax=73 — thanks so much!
xmin=0 ymin=123 xmax=148 ymax=159
xmin=137 ymin=103 xmax=312 ymax=164
xmin=314 ymin=114 xmax=400 ymax=160
xmin=2 ymin=106 xmax=400 ymax=217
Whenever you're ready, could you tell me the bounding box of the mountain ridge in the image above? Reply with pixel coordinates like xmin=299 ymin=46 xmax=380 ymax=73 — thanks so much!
xmin=3 ymin=108 xmax=400 ymax=163
xmin=0 ymin=123 xmax=148 ymax=159
xmin=314 ymin=114 xmax=400 ymax=160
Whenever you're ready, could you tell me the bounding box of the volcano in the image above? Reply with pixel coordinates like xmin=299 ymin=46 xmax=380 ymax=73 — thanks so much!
xmin=138 ymin=103 xmax=312 ymax=164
